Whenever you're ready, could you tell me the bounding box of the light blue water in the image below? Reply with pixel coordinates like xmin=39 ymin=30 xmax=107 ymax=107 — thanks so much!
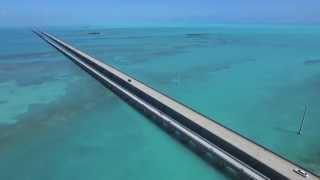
xmin=0 ymin=29 xmax=229 ymax=180
xmin=0 ymin=25 xmax=320 ymax=179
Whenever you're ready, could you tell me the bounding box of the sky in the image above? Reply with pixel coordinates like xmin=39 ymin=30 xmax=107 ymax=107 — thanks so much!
xmin=1 ymin=0 xmax=320 ymax=27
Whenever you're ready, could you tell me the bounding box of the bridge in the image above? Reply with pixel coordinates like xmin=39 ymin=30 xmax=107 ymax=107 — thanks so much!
xmin=34 ymin=31 xmax=319 ymax=180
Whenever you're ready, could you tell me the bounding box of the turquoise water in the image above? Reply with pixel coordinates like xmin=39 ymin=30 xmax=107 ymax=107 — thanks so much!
xmin=0 ymin=25 xmax=320 ymax=179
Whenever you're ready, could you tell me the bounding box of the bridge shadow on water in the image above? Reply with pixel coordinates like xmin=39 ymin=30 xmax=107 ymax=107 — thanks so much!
xmin=126 ymin=96 xmax=249 ymax=180
xmin=97 ymin=77 xmax=250 ymax=180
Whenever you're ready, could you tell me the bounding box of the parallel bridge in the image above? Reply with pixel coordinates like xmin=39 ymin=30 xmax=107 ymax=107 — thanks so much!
xmin=34 ymin=31 xmax=319 ymax=180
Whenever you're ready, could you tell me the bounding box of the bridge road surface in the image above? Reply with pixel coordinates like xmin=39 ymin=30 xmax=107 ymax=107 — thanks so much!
xmin=35 ymin=31 xmax=319 ymax=180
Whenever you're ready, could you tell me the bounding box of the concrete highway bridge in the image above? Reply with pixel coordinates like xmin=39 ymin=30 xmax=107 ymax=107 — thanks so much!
xmin=34 ymin=31 xmax=319 ymax=180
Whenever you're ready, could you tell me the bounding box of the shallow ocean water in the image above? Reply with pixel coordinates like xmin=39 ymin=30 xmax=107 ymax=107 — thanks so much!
xmin=0 ymin=25 xmax=320 ymax=179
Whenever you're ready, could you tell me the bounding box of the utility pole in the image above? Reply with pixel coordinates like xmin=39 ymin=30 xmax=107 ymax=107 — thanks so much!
xmin=298 ymin=105 xmax=308 ymax=135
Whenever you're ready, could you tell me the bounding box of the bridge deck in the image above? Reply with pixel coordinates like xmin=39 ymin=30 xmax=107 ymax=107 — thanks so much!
xmin=36 ymin=31 xmax=318 ymax=180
